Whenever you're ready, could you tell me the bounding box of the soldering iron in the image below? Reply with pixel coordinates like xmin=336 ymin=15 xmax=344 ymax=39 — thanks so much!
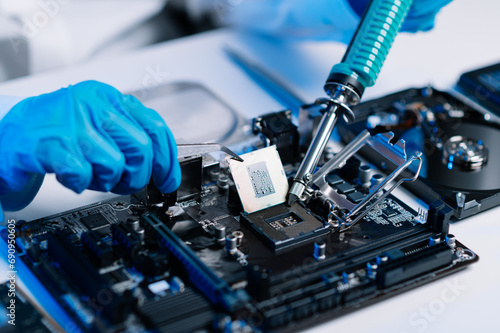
xmin=288 ymin=0 xmax=414 ymax=205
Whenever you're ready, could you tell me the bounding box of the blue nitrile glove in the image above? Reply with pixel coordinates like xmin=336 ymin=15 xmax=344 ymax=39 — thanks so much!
xmin=221 ymin=0 xmax=452 ymax=41
xmin=221 ymin=0 xmax=362 ymax=42
xmin=0 ymin=81 xmax=181 ymax=215
xmin=347 ymin=0 xmax=453 ymax=32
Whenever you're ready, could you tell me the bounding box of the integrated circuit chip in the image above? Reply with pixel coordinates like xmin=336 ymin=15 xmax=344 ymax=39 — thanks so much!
xmin=382 ymin=206 xmax=397 ymax=217
xmin=80 ymin=213 xmax=110 ymax=231
xmin=228 ymin=146 xmax=288 ymax=214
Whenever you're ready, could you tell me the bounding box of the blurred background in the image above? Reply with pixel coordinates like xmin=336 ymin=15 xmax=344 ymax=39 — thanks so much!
xmin=0 ymin=0 xmax=220 ymax=82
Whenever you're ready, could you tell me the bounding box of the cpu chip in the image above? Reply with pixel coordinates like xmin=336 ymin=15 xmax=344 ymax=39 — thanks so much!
xmin=228 ymin=146 xmax=288 ymax=214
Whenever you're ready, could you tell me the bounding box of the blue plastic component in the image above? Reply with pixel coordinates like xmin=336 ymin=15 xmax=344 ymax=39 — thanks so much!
xmin=111 ymin=223 xmax=141 ymax=251
xmin=329 ymin=0 xmax=413 ymax=90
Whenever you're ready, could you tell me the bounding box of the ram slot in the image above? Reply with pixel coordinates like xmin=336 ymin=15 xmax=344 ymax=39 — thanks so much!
xmin=141 ymin=213 xmax=249 ymax=311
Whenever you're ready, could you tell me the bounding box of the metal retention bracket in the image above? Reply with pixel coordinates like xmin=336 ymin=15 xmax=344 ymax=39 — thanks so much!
xmin=311 ymin=130 xmax=423 ymax=231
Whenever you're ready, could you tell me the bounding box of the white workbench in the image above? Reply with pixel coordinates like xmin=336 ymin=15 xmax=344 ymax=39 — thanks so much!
xmin=2 ymin=0 xmax=500 ymax=332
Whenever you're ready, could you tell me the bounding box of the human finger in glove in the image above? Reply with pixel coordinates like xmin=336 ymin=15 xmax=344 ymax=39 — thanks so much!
xmin=0 ymin=80 xmax=181 ymax=221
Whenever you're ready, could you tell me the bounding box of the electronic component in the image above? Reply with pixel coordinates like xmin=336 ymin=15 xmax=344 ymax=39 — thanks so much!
xmin=241 ymin=202 xmax=329 ymax=250
xmin=228 ymin=146 xmax=288 ymax=214
xmin=138 ymin=287 xmax=215 ymax=332
xmin=376 ymin=242 xmax=453 ymax=288
xmin=313 ymin=241 xmax=326 ymax=260
xmin=44 ymin=230 xmax=129 ymax=323
xmin=253 ymin=110 xmax=299 ymax=164
xmin=111 ymin=222 xmax=142 ymax=253
xmin=142 ymin=213 xmax=250 ymax=311
xmin=80 ymin=213 xmax=110 ymax=230
xmin=176 ymin=144 xmax=243 ymax=201
xmin=310 ymin=129 xmax=422 ymax=231
xmin=214 ymin=224 xmax=226 ymax=241
xmin=148 ymin=280 xmax=170 ymax=296
xmin=358 ymin=165 xmax=371 ymax=186
xmin=364 ymin=198 xmax=416 ymax=226
xmin=2 ymin=106 xmax=479 ymax=333
xmin=178 ymin=155 xmax=203 ymax=200
xmin=339 ymin=87 xmax=500 ymax=220
xmin=81 ymin=230 xmax=114 ymax=267
xmin=458 ymin=62 xmax=500 ymax=117
xmin=0 ymin=283 xmax=53 ymax=332
xmin=226 ymin=234 xmax=237 ymax=252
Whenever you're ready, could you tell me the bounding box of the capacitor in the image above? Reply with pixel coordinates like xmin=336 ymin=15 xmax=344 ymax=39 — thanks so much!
xmin=358 ymin=165 xmax=372 ymax=186
xmin=445 ymin=234 xmax=456 ymax=248
xmin=214 ymin=225 xmax=226 ymax=242
xmin=371 ymin=174 xmax=384 ymax=187
xmin=313 ymin=241 xmax=326 ymax=260
xmin=218 ymin=174 xmax=229 ymax=193
xmin=209 ymin=169 xmax=220 ymax=182
xmin=170 ymin=276 xmax=185 ymax=294
xmin=135 ymin=227 xmax=145 ymax=241
xmin=376 ymin=254 xmax=388 ymax=265
xmin=214 ymin=315 xmax=232 ymax=332
xmin=226 ymin=235 xmax=237 ymax=252
xmin=342 ymin=271 xmax=355 ymax=284
xmin=127 ymin=217 xmax=140 ymax=231
xmin=232 ymin=231 xmax=244 ymax=247
xmin=366 ymin=262 xmax=378 ymax=278
xmin=429 ymin=234 xmax=441 ymax=246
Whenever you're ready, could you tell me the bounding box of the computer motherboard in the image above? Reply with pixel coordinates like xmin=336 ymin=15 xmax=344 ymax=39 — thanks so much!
xmin=2 ymin=107 xmax=478 ymax=333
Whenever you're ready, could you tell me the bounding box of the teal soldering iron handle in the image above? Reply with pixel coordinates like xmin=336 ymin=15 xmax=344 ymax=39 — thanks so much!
xmin=288 ymin=0 xmax=413 ymax=205
xmin=325 ymin=0 xmax=413 ymax=98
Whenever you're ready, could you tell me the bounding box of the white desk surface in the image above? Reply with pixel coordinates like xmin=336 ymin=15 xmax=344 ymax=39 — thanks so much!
xmin=2 ymin=0 xmax=500 ymax=332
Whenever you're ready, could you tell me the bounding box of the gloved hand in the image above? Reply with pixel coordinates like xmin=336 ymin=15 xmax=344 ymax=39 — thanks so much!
xmin=0 ymin=81 xmax=181 ymax=214
xmin=347 ymin=0 xmax=453 ymax=32
xmin=221 ymin=0 xmax=452 ymax=41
